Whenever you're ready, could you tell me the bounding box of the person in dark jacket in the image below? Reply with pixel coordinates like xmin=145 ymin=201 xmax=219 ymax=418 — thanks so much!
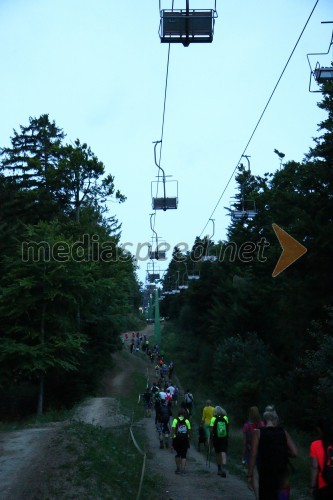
xmin=248 ymin=408 xmax=298 ymax=499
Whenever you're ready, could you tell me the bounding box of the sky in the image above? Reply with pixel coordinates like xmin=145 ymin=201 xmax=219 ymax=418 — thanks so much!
xmin=0 ymin=0 xmax=332 ymax=285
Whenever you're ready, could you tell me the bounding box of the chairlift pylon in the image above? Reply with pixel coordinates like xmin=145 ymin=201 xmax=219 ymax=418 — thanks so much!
xmin=159 ymin=0 xmax=218 ymax=47
xmin=151 ymin=141 xmax=178 ymax=211
xmin=307 ymin=22 xmax=333 ymax=92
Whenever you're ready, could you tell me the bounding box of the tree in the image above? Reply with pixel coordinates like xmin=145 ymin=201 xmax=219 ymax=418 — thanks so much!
xmin=0 ymin=114 xmax=67 ymax=221
xmin=59 ymin=139 xmax=126 ymax=223
xmin=0 ymin=221 xmax=90 ymax=415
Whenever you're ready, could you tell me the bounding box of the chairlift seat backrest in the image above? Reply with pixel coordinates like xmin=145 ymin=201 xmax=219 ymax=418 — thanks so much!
xmin=153 ymin=197 xmax=178 ymax=210
xmin=201 ymin=255 xmax=218 ymax=262
xmin=149 ymin=250 xmax=167 ymax=260
xmin=314 ymin=66 xmax=333 ymax=83
xmin=231 ymin=209 xmax=256 ymax=220
xmin=160 ymin=10 xmax=214 ymax=43
xmin=148 ymin=273 xmax=160 ymax=282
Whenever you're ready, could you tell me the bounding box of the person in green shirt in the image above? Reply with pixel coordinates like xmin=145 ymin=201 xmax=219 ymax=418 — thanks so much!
xmin=210 ymin=406 xmax=229 ymax=478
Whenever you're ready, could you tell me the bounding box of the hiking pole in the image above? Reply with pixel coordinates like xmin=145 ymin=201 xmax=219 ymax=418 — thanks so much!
xmin=206 ymin=438 xmax=211 ymax=468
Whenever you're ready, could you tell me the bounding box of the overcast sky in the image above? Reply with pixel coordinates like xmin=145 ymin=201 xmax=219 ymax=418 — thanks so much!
xmin=0 ymin=0 xmax=332 ymax=284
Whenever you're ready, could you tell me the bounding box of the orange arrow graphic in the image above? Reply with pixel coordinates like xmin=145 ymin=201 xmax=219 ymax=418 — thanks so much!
xmin=272 ymin=223 xmax=307 ymax=278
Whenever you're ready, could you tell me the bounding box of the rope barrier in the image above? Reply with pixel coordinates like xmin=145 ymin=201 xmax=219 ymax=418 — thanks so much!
xmin=136 ymin=453 xmax=147 ymax=500
xmin=129 ymin=426 xmax=145 ymax=456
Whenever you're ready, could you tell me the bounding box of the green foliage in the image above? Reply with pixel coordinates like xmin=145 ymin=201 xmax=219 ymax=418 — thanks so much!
xmin=159 ymin=81 xmax=333 ymax=432
xmin=0 ymin=115 xmax=142 ymax=418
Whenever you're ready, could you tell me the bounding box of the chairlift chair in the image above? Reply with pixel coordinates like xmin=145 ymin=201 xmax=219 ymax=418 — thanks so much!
xmin=159 ymin=0 xmax=218 ymax=46
xmin=149 ymin=215 xmax=168 ymax=260
xmin=201 ymin=218 xmax=218 ymax=262
xmin=187 ymin=270 xmax=200 ymax=280
xmin=229 ymin=200 xmax=257 ymax=221
xmin=151 ymin=141 xmax=178 ymax=211
xmin=149 ymin=249 xmax=167 ymax=260
xmin=201 ymin=255 xmax=218 ymax=262
xmin=147 ymin=272 xmax=160 ymax=282
xmin=307 ymin=23 xmax=333 ymax=92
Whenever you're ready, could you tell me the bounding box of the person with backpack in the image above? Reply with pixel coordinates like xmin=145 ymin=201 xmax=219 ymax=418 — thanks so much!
xmin=242 ymin=406 xmax=264 ymax=499
xmin=156 ymin=398 xmax=172 ymax=449
xmin=209 ymin=406 xmax=229 ymax=478
xmin=247 ymin=408 xmax=298 ymax=499
xmin=142 ymin=388 xmax=153 ymax=417
xmin=309 ymin=417 xmax=333 ymax=499
xmin=153 ymin=390 xmax=162 ymax=424
xmin=184 ymin=389 xmax=194 ymax=416
xmin=171 ymin=407 xmax=191 ymax=475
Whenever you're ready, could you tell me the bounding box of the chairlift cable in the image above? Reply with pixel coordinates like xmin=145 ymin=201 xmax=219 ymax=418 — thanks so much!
xmin=199 ymin=0 xmax=319 ymax=237
xmin=151 ymin=47 xmax=172 ymax=235
xmin=152 ymin=36 xmax=173 ymax=232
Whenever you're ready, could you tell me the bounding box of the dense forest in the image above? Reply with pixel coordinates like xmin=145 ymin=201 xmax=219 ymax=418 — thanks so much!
xmin=0 ymin=115 xmax=143 ymax=418
xmin=159 ymin=81 xmax=333 ymax=429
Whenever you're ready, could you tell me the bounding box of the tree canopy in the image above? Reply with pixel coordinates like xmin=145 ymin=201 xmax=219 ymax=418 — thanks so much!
xmin=0 ymin=115 xmax=141 ymax=418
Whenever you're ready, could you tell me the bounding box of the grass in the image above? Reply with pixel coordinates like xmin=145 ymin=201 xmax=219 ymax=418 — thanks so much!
xmin=58 ymin=420 xmax=157 ymax=499
xmin=0 ymin=406 xmax=74 ymax=432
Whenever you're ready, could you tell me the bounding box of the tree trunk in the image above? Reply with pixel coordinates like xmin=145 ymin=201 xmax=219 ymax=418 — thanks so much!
xmin=37 ymin=373 xmax=44 ymax=417
xmin=37 ymin=301 xmax=46 ymax=416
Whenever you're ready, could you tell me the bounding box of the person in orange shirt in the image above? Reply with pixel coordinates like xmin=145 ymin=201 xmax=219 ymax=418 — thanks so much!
xmin=309 ymin=418 xmax=333 ymax=499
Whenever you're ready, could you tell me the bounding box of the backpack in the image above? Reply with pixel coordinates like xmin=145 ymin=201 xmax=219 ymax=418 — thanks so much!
xmin=159 ymin=403 xmax=170 ymax=423
xmin=175 ymin=418 xmax=189 ymax=439
xmin=214 ymin=415 xmax=227 ymax=439
xmin=185 ymin=393 xmax=192 ymax=404
xmin=322 ymin=444 xmax=333 ymax=485
xmin=258 ymin=427 xmax=289 ymax=475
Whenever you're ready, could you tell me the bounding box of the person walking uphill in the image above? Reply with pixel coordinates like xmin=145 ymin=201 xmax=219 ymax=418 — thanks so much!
xmin=248 ymin=407 xmax=298 ymax=499
xmin=242 ymin=406 xmax=263 ymax=500
xmin=201 ymin=400 xmax=215 ymax=447
xmin=309 ymin=417 xmax=333 ymax=499
xmin=171 ymin=408 xmax=191 ymax=475
xmin=210 ymin=406 xmax=229 ymax=478
xmin=184 ymin=389 xmax=194 ymax=417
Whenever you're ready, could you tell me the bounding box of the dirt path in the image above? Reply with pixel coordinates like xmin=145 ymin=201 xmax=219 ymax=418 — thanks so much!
xmin=136 ymin=341 xmax=255 ymax=500
xmin=143 ymin=414 xmax=255 ymax=499
xmin=0 ymin=425 xmax=60 ymax=499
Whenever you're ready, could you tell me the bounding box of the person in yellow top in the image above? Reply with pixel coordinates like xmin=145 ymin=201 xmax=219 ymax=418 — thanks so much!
xmin=171 ymin=408 xmax=191 ymax=475
xmin=201 ymin=400 xmax=214 ymax=446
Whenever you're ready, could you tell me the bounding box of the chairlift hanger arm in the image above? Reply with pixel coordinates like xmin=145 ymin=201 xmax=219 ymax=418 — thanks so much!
xmin=307 ymin=24 xmax=333 ymax=70
xmin=153 ymin=140 xmax=166 ymax=178
xmin=150 ymin=213 xmax=159 ymax=247
xmin=153 ymin=140 xmax=167 ymax=201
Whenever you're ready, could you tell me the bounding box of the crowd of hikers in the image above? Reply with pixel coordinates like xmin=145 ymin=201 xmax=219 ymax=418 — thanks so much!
xmin=127 ymin=333 xmax=333 ymax=499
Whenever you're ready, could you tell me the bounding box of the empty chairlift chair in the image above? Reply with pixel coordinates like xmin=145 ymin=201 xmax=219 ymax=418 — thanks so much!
xmin=151 ymin=141 xmax=178 ymax=211
xmin=230 ymin=200 xmax=257 ymax=221
xmin=159 ymin=0 xmax=218 ymax=46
